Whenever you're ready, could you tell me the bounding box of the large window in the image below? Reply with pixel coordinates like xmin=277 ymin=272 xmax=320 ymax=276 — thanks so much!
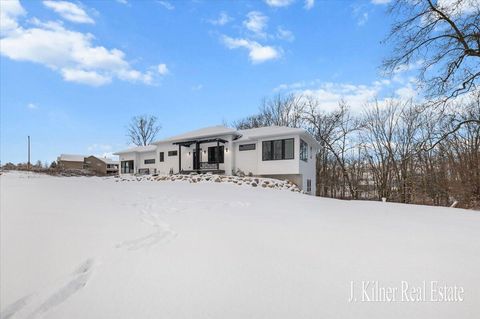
xmin=144 ymin=159 xmax=155 ymax=164
xmin=208 ymin=146 xmax=224 ymax=163
xmin=159 ymin=152 xmax=164 ymax=162
xmin=239 ymin=143 xmax=256 ymax=151
xmin=300 ymin=139 xmax=308 ymax=162
xmin=121 ymin=160 xmax=134 ymax=174
xmin=168 ymin=150 xmax=177 ymax=156
xmin=262 ymin=138 xmax=294 ymax=161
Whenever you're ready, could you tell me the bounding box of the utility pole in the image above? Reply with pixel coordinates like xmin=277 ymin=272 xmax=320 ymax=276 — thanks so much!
xmin=28 ymin=135 xmax=31 ymax=170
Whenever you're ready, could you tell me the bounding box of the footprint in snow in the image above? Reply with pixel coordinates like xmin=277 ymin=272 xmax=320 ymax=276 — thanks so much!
xmin=0 ymin=258 xmax=95 ymax=319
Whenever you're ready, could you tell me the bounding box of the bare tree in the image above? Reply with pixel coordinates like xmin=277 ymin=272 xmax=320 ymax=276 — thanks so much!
xmin=304 ymin=100 xmax=361 ymax=198
xmin=127 ymin=115 xmax=161 ymax=146
xmin=233 ymin=93 xmax=306 ymax=129
xmin=384 ymin=0 xmax=480 ymax=101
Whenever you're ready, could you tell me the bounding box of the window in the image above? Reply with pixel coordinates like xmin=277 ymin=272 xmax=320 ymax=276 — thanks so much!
xmin=310 ymin=146 xmax=313 ymax=159
xmin=121 ymin=160 xmax=134 ymax=174
xmin=239 ymin=143 xmax=256 ymax=151
xmin=168 ymin=150 xmax=177 ymax=156
xmin=306 ymin=179 xmax=312 ymax=193
xmin=144 ymin=159 xmax=155 ymax=164
xmin=262 ymin=138 xmax=294 ymax=161
xmin=208 ymin=146 xmax=224 ymax=163
xmin=300 ymin=139 xmax=308 ymax=162
xmin=159 ymin=152 xmax=164 ymax=162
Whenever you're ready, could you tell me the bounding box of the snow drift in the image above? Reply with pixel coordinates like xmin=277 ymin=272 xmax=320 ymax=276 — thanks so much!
xmin=1 ymin=171 xmax=479 ymax=318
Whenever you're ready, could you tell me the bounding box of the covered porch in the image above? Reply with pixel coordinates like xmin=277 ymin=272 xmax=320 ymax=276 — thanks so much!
xmin=173 ymin=137 xmax=228 ymax=174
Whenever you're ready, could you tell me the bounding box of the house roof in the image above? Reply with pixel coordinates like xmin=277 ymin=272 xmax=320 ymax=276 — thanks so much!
xmin=153 ymin=125 xmax=238 ymax=144
xmin=236 ymin=126 xmax=321 ymax=148
xmin=57 ymin=154 xmax=85 ymax=162
xmin=237 ymin=126 xmax=305 ymax=140
xmin=113 ymin=145 xmax=157 ymax=155
xmin=97 ymin=157 xmax=119 ymax=165
xmin=114 ymin=125 xmax=321 ymax=155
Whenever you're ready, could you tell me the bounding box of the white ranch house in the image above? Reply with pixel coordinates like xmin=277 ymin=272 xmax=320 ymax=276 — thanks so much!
xmin=114 ymin=126 xmax=319 ymax=194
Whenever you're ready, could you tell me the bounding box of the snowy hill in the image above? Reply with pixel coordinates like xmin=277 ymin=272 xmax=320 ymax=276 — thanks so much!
xmin=1 ymin=171 xmax=479 ymax=319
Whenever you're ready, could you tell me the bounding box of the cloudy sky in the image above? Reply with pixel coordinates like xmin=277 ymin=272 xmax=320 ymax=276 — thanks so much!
xmin=1 ymin=0 xmax=417 ymax=163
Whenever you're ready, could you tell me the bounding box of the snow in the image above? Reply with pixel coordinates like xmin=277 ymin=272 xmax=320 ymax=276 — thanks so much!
xmin=238 ymin=126 xmax=305 ymax=140
xmin=1 ymin=171 xmax=479 ymax=319
xmin=113 ymin=145 xmax=157 ymax=154
xmin=153 ymin=125 xmax=237 ymax=144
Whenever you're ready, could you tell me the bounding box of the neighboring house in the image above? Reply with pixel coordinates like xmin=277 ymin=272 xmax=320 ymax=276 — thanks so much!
xmin=114 ymin=125 xmax=319 ymax=194
xmin=83 ymin=156 xmax=119 ymax=176
xmin=57 ymin=154 xmax=119 ymax=175
xmin=57 ymin=154 xmax=85 ymax=170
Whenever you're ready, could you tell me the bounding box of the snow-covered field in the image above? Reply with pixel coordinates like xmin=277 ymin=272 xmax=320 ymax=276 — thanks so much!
xmin=1 ymin=171 xmax=479 ymax=319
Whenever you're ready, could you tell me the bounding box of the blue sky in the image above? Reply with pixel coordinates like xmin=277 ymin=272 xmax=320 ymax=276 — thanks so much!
xmin=1 ymin=0 xmax=416 ymax=164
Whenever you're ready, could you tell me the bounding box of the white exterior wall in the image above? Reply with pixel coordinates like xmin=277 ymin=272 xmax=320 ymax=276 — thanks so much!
xmin=118 ymin=153 xmax=136 ymax=174
xmin=117 ymin=132 xmax=317 ymax=195
xmin=157 ymin=144 xmax=180 ymax=174
xmin=298 ymin=138 xmax=317 ymax=195
xmin=137 ymin=151 xmax=157 ymax=173
xmin=234 ymin=134 xmax=317 ymax=194
xmin=234 ymin=135 xmax=300 ymax=175
xmin=233 ymin=141 xmax=259 ymax=175
xmin=118 ymin=151 xmax=156 ymax=174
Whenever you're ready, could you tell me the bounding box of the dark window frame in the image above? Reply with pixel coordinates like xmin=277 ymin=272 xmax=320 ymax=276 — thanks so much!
xmin=207 ymin=146 xmax=224 ymax=164
xmin=144 ymin=159 xmax=155 ymax=164
xmin=168 ymin=150 xmax=178 ymax=157
xmin=159 ymin=152 xmax=164 ymax=162
xmin=239 ymin=143 xmax=256 ymax=151
xmin=300 ymin=139 xmax=308 ymax=162
xmin=262 ymin=138 xmax=294 ymax=161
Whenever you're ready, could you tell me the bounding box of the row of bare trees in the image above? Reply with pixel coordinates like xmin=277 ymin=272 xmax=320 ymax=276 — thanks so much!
xmin=234 ymin=92 xmax=480 ymax=208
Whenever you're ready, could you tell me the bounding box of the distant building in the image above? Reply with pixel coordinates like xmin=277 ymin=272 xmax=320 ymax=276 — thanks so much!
xmin=84 ymin=156 xmax=119 ymax=176
xmin=57 ymin=154 xmax=118 ymax=175
xmin=57 ymin=154 xmax=85 ymax=170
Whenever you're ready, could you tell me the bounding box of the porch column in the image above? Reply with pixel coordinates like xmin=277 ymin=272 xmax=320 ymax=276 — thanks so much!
xmin=216 ymin=140 xmax=220 ymax=170
xmin=178 ymin=144 xmax=181 ymax=173
xmin=195 ymin=142 xmax=200 ymax=172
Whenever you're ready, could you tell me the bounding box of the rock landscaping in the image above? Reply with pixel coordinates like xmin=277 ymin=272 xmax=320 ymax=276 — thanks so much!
xmin=115 ymin=173 xmax=303 ymax=193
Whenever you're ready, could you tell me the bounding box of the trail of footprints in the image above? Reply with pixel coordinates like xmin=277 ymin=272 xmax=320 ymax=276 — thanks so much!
xmin=1 ymin=195 xmax=250 ymax=318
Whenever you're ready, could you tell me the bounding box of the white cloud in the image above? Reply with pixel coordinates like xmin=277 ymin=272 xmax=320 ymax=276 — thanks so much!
xmin=192 ymin=84 xmax=203 ymax=91
xmin=208 ymin=11 xmax=233 ymax=26
xmin=243 ymin=11 xmax=268 ymax=38
xmin=27 ymin=102 xmax=38 ymax=109
xmin=0 ymin=2 xmax=161 ymax=86
xmin=438 ymin=0 xmax=478 ymax=15
xmin=371 ymin=0 xmax=391 ymax=4
xmin=0 ymin=0 xmax=25 ymax=36
xmin=61 ymin=68 xmax=111 ymax=86
xmin=304 ymin=0 xmax=314 ymax=10
xmin=276 ymin=26 xmax=294 ymax=41
xmin=265 ymin=0 xmax=295 ymax=7
xmin=157 ymin=63 xmax=169 ymax=75
xmin=357 ymin=12 xmax=369 ymax=26
xmin=275 ymin=78 xmax=420 ymax=112
xmin=157 ymin=1 xmax=174 ymax=10
xmin=395 ymin=85 xmax=417 ymax=100
xmin=222 ymin=36 xmax=280 ymax=63
xmin=43 ymin=1 xmax=94 ymax=24
xmin=116 ymin=0 xmax=128 ymax=4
